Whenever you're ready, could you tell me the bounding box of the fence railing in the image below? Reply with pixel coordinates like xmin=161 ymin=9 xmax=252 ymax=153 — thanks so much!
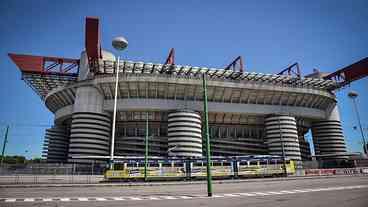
xmin=0 ymin=163 xmax=107 ymax=176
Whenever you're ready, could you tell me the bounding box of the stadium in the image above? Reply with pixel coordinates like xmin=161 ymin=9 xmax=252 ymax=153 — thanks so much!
xmin=8 ymin=17 xmax=367 ymax=165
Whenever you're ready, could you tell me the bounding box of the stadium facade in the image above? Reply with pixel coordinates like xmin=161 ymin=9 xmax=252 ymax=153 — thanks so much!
xmin=42 ymin=51 xmax=346 ymax=163
xmin=10 ymin=17 xmax=366 ymax=164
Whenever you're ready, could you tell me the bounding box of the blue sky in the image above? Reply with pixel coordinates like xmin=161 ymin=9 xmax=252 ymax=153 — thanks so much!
xmin=0 ymin=0 xmax=367 ymax=158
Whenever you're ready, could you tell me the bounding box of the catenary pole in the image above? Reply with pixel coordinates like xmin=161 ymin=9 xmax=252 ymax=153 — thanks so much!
xmin=1 ymin=125 xmax=9 ymax=165
xmin=202 ymin=73 xmax=212 ymax=197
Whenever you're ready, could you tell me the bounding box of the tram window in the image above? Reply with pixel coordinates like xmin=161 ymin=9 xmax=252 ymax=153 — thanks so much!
xmin=212 ymin=162 xmax=222 ymax=166
xmin=239 ymin=161 xmax=248 ymax=166
xmin=127 ymin=163 xmax=137 ymax=167
xmin=149 ymin=163 xmax=159 ymax=167
xmin=174 ymin=163 xmax=184 ymax=167
xmin=221 ymin=162 xmax=231 ymax=166
xmin=162 ymin=163 xmax=172 ymax=167
xmin=249 ymin=161 xmax=257 ymax=166
xmin=193 ymin=162 xmax=204 ymax=167
xmin=259 ymin=161 xmax=267 ymax=165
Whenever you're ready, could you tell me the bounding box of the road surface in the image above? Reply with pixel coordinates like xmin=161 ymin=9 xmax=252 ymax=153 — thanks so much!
xmin=0 ymin=176 xmax=367 ymax=207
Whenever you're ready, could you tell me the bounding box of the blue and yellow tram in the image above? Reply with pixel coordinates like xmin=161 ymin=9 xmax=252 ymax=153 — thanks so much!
xmin=104 ymin=155 xmax=295 ymax=181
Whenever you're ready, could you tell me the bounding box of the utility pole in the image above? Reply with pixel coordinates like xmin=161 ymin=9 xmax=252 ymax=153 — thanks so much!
xmin=1 ymin=125 xmax=9 ymax=165
xmin=144 ymin=112 xmax=149 ymax=181
xmin=202 ymin=73 xmax=212 ymax=197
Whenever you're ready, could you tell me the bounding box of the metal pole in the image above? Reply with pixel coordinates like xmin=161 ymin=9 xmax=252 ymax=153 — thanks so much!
xmin=202 ymin=73 xmax=212 ymax=197
xmin=351 ymin=98 xmax=367 ymax=154
xmin=144 ymin=112 xmax=149 ymax=181
xmin=1 ymin=125 xmax=9 ymax=165
xmin=278 ymin=117 xmax=287 ymax=177
xmin=110 ymin=56 xmax=120 ymax=170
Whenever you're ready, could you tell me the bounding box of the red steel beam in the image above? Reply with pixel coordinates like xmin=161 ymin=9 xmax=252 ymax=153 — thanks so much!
xmin=8 ymin=53 xmax=79 ymax=76
xmin=85 ymin=17 xmax=101 ymax=60
xmin=164 ymin=48 xmax=175 ymax=65
xmin=323 ymin=57 xmax=368 ymax=86
xmin=224 ymin=56 xmax=244 ymax=72
xmin=277 ymin=62 xmax=301 ymax=78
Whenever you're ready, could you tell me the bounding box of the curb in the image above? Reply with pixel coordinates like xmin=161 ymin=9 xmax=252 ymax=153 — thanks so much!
xmin=0 ymin=174 xmax=366 ymax=188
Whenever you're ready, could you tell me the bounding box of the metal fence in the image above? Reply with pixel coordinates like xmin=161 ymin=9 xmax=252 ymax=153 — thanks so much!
xmin=0 ymin=163 xmax=108 ymax=184
xmin=0 ymin=163 xmax=107 ymax=176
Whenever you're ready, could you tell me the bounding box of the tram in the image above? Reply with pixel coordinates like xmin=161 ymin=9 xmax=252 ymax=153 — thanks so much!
xmin=104 ymin=155 xmax=296 ymax=181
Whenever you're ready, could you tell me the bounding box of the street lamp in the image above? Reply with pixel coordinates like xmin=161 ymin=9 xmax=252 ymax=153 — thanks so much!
xmin=348 ymin=91 xmax=367 ymax=154
xmin=110 ymin=36 xmax=128 ymax=170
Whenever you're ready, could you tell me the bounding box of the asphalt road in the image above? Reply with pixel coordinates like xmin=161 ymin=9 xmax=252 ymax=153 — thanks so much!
xmin=0 ymin=176 xmax=367 ymax=207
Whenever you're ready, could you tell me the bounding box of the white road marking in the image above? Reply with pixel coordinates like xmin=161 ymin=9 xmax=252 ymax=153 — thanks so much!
xmin=292 ymin=190 xmax=309 ymax=193
xmin=128 ymin=197 xmax=143 ymax=200
xmin=252 ymin=192 xmax=271 ymax=196
xmin=96 ymin=197 xmax=107 ymax=201
xmin=223 ymin=193 xmax=241 ymax=197
xmin=161 ymin=196 xmax=178 ymax=200
xmin=267 ymin=191 xmax=284 ymax=195
xmin=211 ymin=195 xmax=225 ymax=198
xmin=178 ymin=196 xmax=193 ymax=199
xmin=238 ymin=193 xmax=257 ymax=196
xmin=112 ymin=197 xmax=125 ymax=201
xmin=78 ymin=197 xmax=89 ymax=201
xmin=148 ymin=197 xmax=161 ymax=200
xmin=2 ymin=184 xmax=367 ymax=203
xmin=279 ymin=190 xmax=297 ymax=194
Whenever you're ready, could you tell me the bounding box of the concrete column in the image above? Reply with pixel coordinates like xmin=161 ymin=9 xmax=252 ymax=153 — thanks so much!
xmin=43 ymin=125 xmax=69 ymax=163
xmin=299 ymin=137 xmax=312 ymax=161
xmin=297 ymin=125 xmax=312 ymax=161
xmin=68 ymin=86 xmax=111 ymax=163
xmin=265 ymin=115 xmax=302 ymax=161
xmin=311 ymin=104 xmax=347 ymax=159
xmin=168 ymin=110 xmax=202 ymax=157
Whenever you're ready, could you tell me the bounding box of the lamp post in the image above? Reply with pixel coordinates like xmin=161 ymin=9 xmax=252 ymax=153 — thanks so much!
xmin=110 ymin=36 xmax=128 ymax=170
xmin=348 ymin=91 xmax=367 ymax=154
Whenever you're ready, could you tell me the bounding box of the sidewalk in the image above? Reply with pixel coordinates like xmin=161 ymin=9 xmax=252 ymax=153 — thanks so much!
xmin=1 ymin=174 xmax=366 ymax=188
